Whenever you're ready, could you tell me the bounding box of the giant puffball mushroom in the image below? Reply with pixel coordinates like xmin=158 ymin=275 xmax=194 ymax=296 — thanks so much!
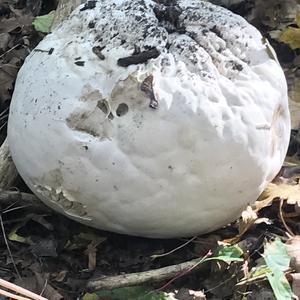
xmin=8 ymin=0 xmax=290 ymax=238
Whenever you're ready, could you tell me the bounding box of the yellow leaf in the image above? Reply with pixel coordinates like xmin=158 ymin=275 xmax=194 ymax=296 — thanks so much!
xmin=296 ymin=11 xmax=300 ymax=28
xmin=8 ymin=225 xmax=30 ymax=244
xmin=280 ymin=27 xmax=300 ymax=49
xmin=82 ymin=293 xmax=98 ymax=300
xmin=255 ymin=182 xmax=300 ymax=212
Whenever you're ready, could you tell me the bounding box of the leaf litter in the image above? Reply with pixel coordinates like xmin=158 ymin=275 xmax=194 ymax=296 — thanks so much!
xmin=3 ymin=0 xmax=300 ymax=299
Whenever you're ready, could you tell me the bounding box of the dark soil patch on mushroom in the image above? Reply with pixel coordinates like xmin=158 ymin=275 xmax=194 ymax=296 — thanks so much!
xmin=117 ymin=48 xmax=160 ymax=67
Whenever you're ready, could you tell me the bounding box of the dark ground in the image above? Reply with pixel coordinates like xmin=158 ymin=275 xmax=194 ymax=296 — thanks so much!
xmin=1 ymin=0 xmax=300 ymax=299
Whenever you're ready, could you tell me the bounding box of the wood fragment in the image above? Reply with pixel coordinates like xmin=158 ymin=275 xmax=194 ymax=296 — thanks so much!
xmin=87 ymin=257 xmax=204 ymax=291
xmin=0 ymin=190 xmax=50 ymax=211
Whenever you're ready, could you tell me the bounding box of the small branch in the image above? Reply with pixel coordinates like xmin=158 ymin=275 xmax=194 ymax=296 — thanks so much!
xmin=151 ymin=236 xmax=197 ymax=259
xmin=0 ymin=190 xmax=50 ymax=212
xmin=156 ymin=251 xmax=211 ymax=291
xmin=87 ymin=257 xmax=206 ymax=292
xmin=0 ymin=214 xmax=21 ymax=280
xmin=279 ymin=198 xmax=294 ymax=237
xmin=0 ymin=279 xmax=47 ymax=300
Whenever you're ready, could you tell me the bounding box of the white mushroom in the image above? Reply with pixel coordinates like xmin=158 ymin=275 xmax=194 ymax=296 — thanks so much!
xmin=8 ymin=0 xmax=290 ymax=238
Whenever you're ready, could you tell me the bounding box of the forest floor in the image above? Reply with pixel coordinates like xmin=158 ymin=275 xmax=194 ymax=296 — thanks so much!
xmin=1 ymin=0 xmax=300 ymax=299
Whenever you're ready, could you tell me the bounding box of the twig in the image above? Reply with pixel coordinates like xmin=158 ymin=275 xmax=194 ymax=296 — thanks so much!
xmin=3 ymin=204 xmax=35 ymax=214
xmin=87 ymin=256 xmax=207 ymax=292
xmin=0 ymin=278 xmax=48 ymax=300
xmin=0 ymin=107 xmax=9 ymax=118
xmin=0 ymin=214 xmax=21 ymax=280
xmin=279 ymin=198 xmax=295 ymax=237
xmin=0 ymin=190 xmax=50 ymax=212
xmin=0 ymin=121 xmax=7 ymax=132
xmin=156 ymin=251 xmax=212 ymax=291
xmin=0 ymin=288 xmax=31 ymax=300
xmin=0 ymin=44 xmax=22 ymax=59
xmin=151 ymin=236 xmax=197 ymax=259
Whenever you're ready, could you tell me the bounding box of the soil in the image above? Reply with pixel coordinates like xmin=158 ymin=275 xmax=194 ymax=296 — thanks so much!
xmin=0 ymin=0 xmax=300 ymax=299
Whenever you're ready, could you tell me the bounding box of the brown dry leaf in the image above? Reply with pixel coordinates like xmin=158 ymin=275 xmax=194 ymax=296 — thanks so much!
xmin=224 ymin=206 xmax=270 ymax=244
xmin=286 ymin=236 xmax=300 ymax=272
xmin=248 ymin=0 xmax=298 ymax=29
xmin=0 ymin=59 xmax=20 ymax=103
xmin=280 ymin=27 xmax=300 ymax=49
xmin=279 ymin=11 xmax=300 ymax=49
xmin=255 ymin=182 xmax=300 ymax=212
xmin=0 ymin=15 xmax=34 ymax=33
xmin=288 ymin=273 xmax=300 ymax=298
xmin=33 ymin=271 xmax=63 ymax=300
xmin=175 ymin=288 xmax=206 ymax=300
xmin=289 ymin=98 xmax=300 ymax=129
xmin=52 ymin=270 xmax=68 ymax=283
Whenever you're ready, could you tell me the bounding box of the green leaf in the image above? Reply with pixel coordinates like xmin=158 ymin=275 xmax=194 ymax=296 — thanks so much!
xmin=279 ymin=27 xmax=300 ymax=49
xmin=32 ymin=11 xmax=55 ymax=33
xmin=205 ymin=244 xmax=244 ymax=263
xmin=83 ymin=293 xmax=99 ymax=300
xmin=89 ymin=286 xmax=177 ymax=300
xmin=263 ymin=238 xmax=294 ymax=300
xmin=279 ymin=12 xmax=300 ymax=49
xmin=266 ymin=271 xmax=293 ymax=300
xmin=264 ymin=238 xmax=290 ymax=273
xmin=8 ymin=225 xmax=30 ymax=244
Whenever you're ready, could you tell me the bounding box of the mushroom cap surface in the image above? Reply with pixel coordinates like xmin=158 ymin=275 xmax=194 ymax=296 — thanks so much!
xmin=8 ymin=0 xmax=290 ymax=238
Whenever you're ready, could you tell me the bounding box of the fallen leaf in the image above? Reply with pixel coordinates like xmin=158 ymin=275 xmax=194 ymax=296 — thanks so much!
xmin=255 ymin=182 xmax=300 ymax=212
xmin=289 ymin=99 xmax=300 ymax=130
xmin=83 ymin=293 xmax=99 ymax=300
xmin=0 ymin=15 xmax=34 ymax=33
xmin=288 ymin=273 xmax=300 ymax=298
xmin=224 ymin=206 xmax=271 ymax=244
xmin=205 ymin=244 xmax=244 ymax=263
xmin=33 ymin=271 xmax=63 ymax=300
xmin=0 ymin=32 xmax=10 ymax=52
xmin=263 ymin=238 xmax=294 ymax=299
xmin=52 ymin=270 xmax=68 ymax=283
xmin=279 ymin=11 xmax=300 ymax=49
xmin=286 ymin=236 xmax=300 ymax=272
xmin=30 ymin=236 xmax=58 ymax=257
xmin=175 ymin=288 xmax=206 ymax=300
xmin=8 ymin=225 xmax=30 ymax=244
xmin=0 ymin=59 xmax=20 ymax=104
xmin=32 ymin=11 xmax=55 ymax=33
xmin=280 ymin=27 xmax=300 ymax=49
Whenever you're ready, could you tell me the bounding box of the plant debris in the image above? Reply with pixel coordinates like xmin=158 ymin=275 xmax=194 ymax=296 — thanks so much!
xmin=2 ymin=0 xmax=300 ymax=299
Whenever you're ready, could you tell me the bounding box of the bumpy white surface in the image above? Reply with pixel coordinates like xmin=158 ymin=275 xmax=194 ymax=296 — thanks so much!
xmin=8 ymin=0 xmax=290 ymax=238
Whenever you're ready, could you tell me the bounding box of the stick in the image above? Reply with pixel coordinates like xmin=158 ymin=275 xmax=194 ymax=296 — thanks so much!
xmin=0 ymin=190 xmax=50 ymax=211
xmin=0 ymin=279 xmax=48 ymax=300
xmin=0 ymin=288 xmax=31 ymax=300
xmin=87 ymin=257 xmax=205 ymax=292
